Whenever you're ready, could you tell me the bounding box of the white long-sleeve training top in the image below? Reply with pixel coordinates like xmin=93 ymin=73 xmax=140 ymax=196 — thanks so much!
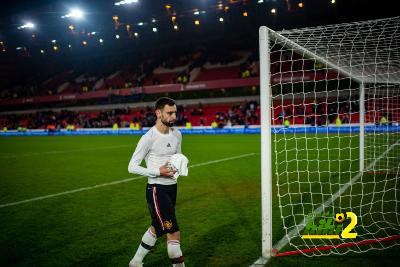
xmin=128 ymin=126 xmax=182 ymax=185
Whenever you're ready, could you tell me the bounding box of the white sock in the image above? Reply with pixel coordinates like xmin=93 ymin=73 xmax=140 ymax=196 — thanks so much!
xmin=167 ymin=240 xmax=185 ymax=266
xmin=131 ymin=228 xmax=157 ymax=263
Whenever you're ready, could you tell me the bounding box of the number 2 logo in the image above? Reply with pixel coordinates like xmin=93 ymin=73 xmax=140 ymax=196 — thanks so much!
xmin=341 ymin=212 xmax=357 ymax=238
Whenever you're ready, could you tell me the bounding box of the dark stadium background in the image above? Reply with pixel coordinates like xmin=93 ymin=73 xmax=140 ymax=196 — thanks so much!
xmin=1 ymin=1 xmax=399 ymax=267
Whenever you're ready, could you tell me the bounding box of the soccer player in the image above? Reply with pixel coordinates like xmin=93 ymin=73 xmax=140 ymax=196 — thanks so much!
xmin=128 ymin=97 xmax=185 ymax=267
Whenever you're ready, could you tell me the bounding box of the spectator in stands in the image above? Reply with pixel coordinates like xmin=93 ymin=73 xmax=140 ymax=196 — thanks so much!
xmin=336 ymin=116 xmax=342 ymax=126
xmin=380 ymin=115 xmax=388 ymax=125
xmin=278 ymin=111 xmax=285 ymax=124
xmin=250 ymin=61 xmax=259 ymax=77
xmin=284 ymin=118 xmax=290 ymax=128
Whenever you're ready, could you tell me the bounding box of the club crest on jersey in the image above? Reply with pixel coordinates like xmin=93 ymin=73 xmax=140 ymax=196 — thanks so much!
xmin=167 ymin=143 xmax=171 ymax=147
xmin=164 ymin=220 xmax=173 ymax=230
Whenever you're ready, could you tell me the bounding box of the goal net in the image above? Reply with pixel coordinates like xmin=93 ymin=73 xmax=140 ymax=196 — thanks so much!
xmin=259 ymin=16 xmax=400 ymax=259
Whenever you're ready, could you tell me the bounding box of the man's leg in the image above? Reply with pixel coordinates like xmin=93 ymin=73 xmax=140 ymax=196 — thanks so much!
xmin=167 ymin=231 xmax=185 ymax=267
xmin=129 ymin=226 xmax=157 ymax=267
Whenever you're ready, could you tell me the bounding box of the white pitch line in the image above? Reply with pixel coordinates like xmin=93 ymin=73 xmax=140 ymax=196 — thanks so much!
xmin=0 ymin=153 xmax=255 ymax=209
xmin=0 ymin=144 xmax=133 ymax=159
xmin=250 ymin=140 xmax=400 ymax=266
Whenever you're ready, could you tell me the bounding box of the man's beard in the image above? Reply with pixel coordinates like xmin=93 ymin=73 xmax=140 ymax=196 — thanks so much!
xmin=161 ymin=118 xmax=175 ymax=127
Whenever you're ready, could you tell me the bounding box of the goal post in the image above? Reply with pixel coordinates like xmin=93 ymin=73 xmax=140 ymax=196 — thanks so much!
xmin=259 ymin=26 xmax=273 ymax=260
xmin=258 ymin=16 xmax=400 ymax=261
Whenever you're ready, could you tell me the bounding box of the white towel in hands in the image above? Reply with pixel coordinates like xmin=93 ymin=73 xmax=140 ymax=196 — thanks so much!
xmin=167 ymin=153 xmax=189 ymax=180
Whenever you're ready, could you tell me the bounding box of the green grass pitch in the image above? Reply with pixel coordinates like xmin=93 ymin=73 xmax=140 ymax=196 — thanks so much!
xmin=0 ymin=134 xmax=399 ymax=266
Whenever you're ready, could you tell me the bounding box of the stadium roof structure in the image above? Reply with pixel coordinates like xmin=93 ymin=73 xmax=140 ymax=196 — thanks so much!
xmin=270 ymin=16 xmax=400 ymax=85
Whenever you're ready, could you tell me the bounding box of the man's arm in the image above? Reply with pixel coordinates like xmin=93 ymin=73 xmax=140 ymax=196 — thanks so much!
xmin=128 ymin=135 xmax=160 ymax=177
xmin=177 ymin=131 xmax=182 ymax=154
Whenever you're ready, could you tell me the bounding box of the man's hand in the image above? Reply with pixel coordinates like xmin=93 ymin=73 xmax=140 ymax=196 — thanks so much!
xmin=159 ymin=162 xmax=176 ymax=178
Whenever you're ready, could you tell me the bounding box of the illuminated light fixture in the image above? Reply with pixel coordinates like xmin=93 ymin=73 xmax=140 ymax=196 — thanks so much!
xmin=134 ymin=32 xmax=139 ymax=37
xmin=137 ymin=22 xmax=144 ymax=26
xmin=53 ymin=45 xmax=58 ymax=51
xmin=331 ymin=0 xmax=336 ymax=3
xmin=152 ymin=27 xmax=158 ymax=32
xmin=114 ymin=0 xmax=138 ymax=6
xmin=40 ymin=49 xmax=44 ymax=54
xmin=194 ymin=19 xmax=200 ymax=26
xmin=16 ymin=47 xmax=23 ymax=50
xmin=217 ymin=3 xmax=223 ymax=10
xmin=224 ymin=6 xmax=229 ymax=11
xmin=115 ymin=34 xmax=120 ymax=39
xmin=258 ymin=0 xmax=264 ymax=3
xmin=68 ymin=25 xmax=75 ymax=30
xmin=91 ymin=32 xmax=96 ymax=35
xmin=68 ymin=44 xmax=72 ymax=48
xmin=271 ymin=8 xmax=277 ymax=14
xmin=193 ymin=10 xmax=200 ymax=15
xmin=17 ymin=22 xmax=35 ymax=29
xmin=165 ymin=4 xmax=171 ymax=9
xmin=99 ymin=38 xmax=103 ymax=43
xmin=51 ymin=40 xmax=57 ymax=43
xmin=171 ymin=16 xmax=176 ymax=22
xmin=152 ymin=18 xmax=157 ymax=23
xmin=113 ymin=15 xmax=119 ymax=21
xmin=82 ymin=40 xmax=87 ymax=46
xmin=174 ymin=25 xmax=178 ymax=30
xmin=61 ymin=8 xmax=84 ymax=19
xmin=243 ymin=11 xmax=248 ymax=17
xmin=31 ymin=34 xmax=36 ymax=38
xmin=219 ymin=17 xmax=224 ymax=22
xmin=298 ymin=2 xmax=304 ymax=8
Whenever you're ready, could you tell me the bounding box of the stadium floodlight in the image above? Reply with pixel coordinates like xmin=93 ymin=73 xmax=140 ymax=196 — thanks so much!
xmin=17 ymin=22 xmax=35 ymax=29
xmin=134 ymin=32 xmax=139 ymax=37
xmin=51 ymin=39 xmax=56 ymax=43
xmin=115 ymin=34 xmax=120 ymax=39
xmin=219 ymin=17 xmax=224 ymax=22
xmin=152 ymin=27 xmax=157 ymax=32
xmin=68 ymin=44 xmax=72 ymax=48
xmin=99 ymin=38 xmax=103 ymax=43
xmin=114 ymin=0 xmax=138 ymax=6
xmin=270 ymin=8 xmax=277 ymax=14
xmin=331 ymin=0 xmax=336 ymax=4
xmin=61 ymin=8 xmax=84 ymax=19
xmin=40 ymin=49 xmax=44 ymax=54
xmin=173 ymin=25 xmax=178 ymax=30
xmin=258 ymin=0 xmax=264 ymax=3
xmin=137 ymin=22 xmax=144 ymax=26
xmin=257 ymin=16 xmax=400 ymax=262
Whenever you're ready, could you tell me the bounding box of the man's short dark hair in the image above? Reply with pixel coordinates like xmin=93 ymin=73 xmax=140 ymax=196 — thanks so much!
xmin=155 ymin=97 xmax=176 ymax=110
